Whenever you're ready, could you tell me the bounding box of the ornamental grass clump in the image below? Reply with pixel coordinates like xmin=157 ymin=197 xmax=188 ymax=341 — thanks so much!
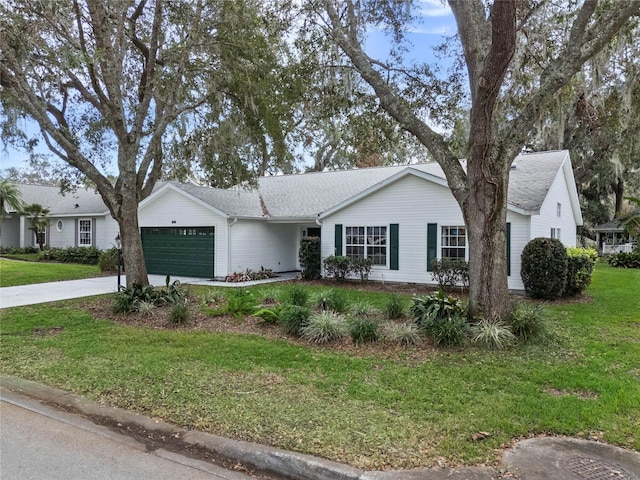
xmin=317 ymin=288 xmax=349 ymax=313
xmin=349 ymin=300 xmax=377 ymax=317
xmin=510 ymin=303 xmax=549 ymax=343
xmin=170 ymin=301 xmax=189 ymax=324
xmin=385 ymin=322 xmax=422 ymax=346
xmin=411 ymin=290 xmax=468 ymax=347
xmin=471 ymin=317 xmax=516 ymax=350
xmin=300 ymin=311 xmax=347 ymax=344
xmin=280 ymin=305 xmax=311 ymax=336
xmin=383 ymin=294 xmax=406 ymax=319
xmin=349 ymin=317 xmax=380 ymax=345
xmin=283 ymin=284 xmax=310 ymax=307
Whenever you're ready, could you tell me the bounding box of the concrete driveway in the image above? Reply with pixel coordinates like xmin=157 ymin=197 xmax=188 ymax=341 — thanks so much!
xmin=0 ymin=273 xmax=297 ymax=309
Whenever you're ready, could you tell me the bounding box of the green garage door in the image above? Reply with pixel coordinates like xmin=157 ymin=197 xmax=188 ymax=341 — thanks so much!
xmin=141 ymin=227 xmax=214 ymax=278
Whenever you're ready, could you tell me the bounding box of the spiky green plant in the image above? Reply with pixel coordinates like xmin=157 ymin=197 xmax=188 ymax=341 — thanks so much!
xmin=471 ymin=318 xmax=516 ymax=350
xmin=301 ymin=311 xmax=347 ymax=344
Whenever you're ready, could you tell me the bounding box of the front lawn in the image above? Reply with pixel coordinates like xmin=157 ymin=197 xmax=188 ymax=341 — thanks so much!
xmin=0 ymin=265 xmax=638 ymax=469
xmin=0 ymin=258 xmax=102 ymax=287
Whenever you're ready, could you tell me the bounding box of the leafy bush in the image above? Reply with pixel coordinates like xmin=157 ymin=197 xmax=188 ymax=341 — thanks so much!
xmin=349 ymin=318 xmax=380 ymax=345
xmin=0 ymin=246 xmax=39 ymax=254
xmin=510 ymin=303 xmax=548 ymax=343
xmin=323 ymin=255 xmax=352 ymax=281
xmin=113 ymin=277 xmax=187 ymax=314
xmin=225 ymin=290 xmax=258 ymax=321
xmin=200 ymin=288 xmax=226 ymax=305
xmin=383 ymin=294 xmax=406 ymax=319
xmin=98 ymin=247 xmax=119 ymax=272
xmin=135 ymin=300 xmax=156 ymax=316
xmin=283 ymin=284 xmax=310 ymax=307
xmin=428 ymin=315 xmax=468 ymax=347
xmin=410 ymin=290 xmax=468 ymax=347
xmin=564 ymin=247 xmax=598 ymax=296
xmin=608 ymin=251 xmax=640 ymax=268
xmin=299 ymin=236 xmax=321 ymax=280
xmin=280 ymin=305 xmax=311 ymax=335
xmin=431 ymin=258 xmax=469 ymax=289
xmin=170 ymin=301 xmax=189 ymax=324
xmin=350 ymin=256 xmax=373 ymax=281
xmin=300 ymin=311 xmax=347 ymax=343
xmin=521 ymin=237 xmax=568 ymax=299
xmin=38 ymin=246 xmax=102 ymax=264
xmin=253 ymin=304 xmax=286 ymax=325
xmin=317 ymin=288 xmax=349 ymax=313
xmin=112 ymin=293 xmax=134 ymax=314
xmin=471 ymin=318 xmax=516 ymax=350
xmin=410 ymin=290 xmax=466 ymax=330
xmin=385 ymin=322 xmax=422 ymax=346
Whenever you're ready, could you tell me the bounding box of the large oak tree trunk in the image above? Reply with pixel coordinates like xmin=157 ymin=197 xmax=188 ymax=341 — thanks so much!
xmin=463 ymin=153 xmax=511 ymax=319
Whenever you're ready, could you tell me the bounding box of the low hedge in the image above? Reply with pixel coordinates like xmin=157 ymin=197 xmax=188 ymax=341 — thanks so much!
xmin=608 ymin=251 xmax=640 ymax=268
xmin=38 ymin=246 xmax=102 ymax=265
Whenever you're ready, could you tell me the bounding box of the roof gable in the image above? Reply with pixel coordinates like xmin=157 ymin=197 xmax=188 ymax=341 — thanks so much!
xmin=10 ymin=184 xmax=109 ymax=216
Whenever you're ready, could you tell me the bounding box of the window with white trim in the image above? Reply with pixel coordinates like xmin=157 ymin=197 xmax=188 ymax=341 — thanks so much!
xmin=345 ymin=226 xmax=387 ymax=265
xmin=79 ymin=219 xmax=92 ymax=246
xmin=550 ymin=228 xmax=561 ymax=240
xmin=556 ymin=203 xmax=562 ymax=217
xmin=441 ymin=226 xmax=466 ymax=260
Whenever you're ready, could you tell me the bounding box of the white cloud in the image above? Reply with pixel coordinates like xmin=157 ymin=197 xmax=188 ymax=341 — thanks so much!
xmin=416 ymin=0 xmax=452 ymax=18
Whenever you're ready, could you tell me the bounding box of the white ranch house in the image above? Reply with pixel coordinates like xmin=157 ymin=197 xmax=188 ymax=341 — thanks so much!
xmin=1 ymin=150 xmax=582 ymax=290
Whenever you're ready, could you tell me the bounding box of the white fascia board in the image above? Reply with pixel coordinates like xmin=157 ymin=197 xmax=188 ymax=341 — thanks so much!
xmin=561 ymin=153 xmax=584 ymax=226
xmin=265 ymin=216 xmax=317 ymax=223
xmin=318 ymin=168 xmax=448 ymax=219
xmin=47 ymin=212 xmax=108 ymax=218
xmin=139 ymin=183 xmax=229 ymax=218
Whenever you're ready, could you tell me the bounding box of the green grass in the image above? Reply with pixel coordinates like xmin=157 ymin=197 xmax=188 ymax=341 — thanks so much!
xmin=0 ymin=265 xmax=638 ymax=469
xmin=0 ymin=258 xmax=101 ymax=287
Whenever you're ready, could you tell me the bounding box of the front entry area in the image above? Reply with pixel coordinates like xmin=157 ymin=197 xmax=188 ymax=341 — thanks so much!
xmin=141 ymin=227 xmax=214 ymax=278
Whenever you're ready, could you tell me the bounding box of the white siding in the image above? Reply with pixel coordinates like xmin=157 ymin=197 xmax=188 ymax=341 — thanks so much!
xmin=96 ymin=216 xmax=120 ymax=250
xmin=0 ymin=216 xmax=20 ymax=248
xmin=229 ymin=221 xmax=298 ymax=273
xmin=530 ymin=167 xmax=578 ymax=246
xmin=322 ymin=174 xmax=531 ymax=290
xmin=47 ymin=217 xmax=76 ymax=248
xmin=138 ymin=188 xmax=229 ymax=278
xmin=506 ymin=211 xmax=530 ymax=291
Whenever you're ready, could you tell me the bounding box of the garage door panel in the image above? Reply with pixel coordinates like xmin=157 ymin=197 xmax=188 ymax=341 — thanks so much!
xmin=141 ymin=227 xmax=214 ymax=278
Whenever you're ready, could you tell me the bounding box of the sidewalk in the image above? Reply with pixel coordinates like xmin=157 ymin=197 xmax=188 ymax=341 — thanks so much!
xmin=1 ymin=375 xmax=638 ymax=480
xmin=0 ymin=272 xmax=298 ymax=309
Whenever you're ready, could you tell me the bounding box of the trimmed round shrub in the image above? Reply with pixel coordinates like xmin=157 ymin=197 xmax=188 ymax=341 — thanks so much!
xmin=520 ymin=237 xmax=568 ymax=299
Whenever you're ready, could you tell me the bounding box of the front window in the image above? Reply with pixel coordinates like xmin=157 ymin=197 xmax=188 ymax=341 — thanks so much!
xmin=441 ymin=226 xmax=466 ymax=260
xmin=79 ymin=219 xmax=92 ymax=246
xmin=551 ymin=228 xmax=561 ymax=240
xmin=345 ymin=226 xmax=387 ymax=265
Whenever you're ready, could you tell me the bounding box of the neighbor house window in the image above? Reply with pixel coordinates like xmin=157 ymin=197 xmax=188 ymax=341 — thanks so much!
xmin=56 ymin=220 xmax=64 ymax=232
xmin=557 ymin=203 xmax=562 ymax=217
xmin=551 ymin=228 xmax=561 ymax=240
xmin=441 ymin=226 xmax=466 ymax=260
xmin=79 ymin=219 xmax=92 ymax=246
xmin=345 ymin=226 xmax=387 ymax=265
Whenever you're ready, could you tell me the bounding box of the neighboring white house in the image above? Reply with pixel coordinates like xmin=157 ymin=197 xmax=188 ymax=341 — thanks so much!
xmin=1 ymin=150 xmax=583 ymax=290
xmin=0 ymin=184 xmax=119 ymax=251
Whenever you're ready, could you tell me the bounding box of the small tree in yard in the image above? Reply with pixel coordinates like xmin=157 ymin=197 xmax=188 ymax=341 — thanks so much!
xmin=21 ymin=203 xmax=50 ymax=251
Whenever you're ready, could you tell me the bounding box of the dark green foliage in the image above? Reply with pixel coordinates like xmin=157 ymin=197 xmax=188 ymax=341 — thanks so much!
xmin=608 ymin=251 xmax=640 ymax=268
xmin=564 ymin=248 xmax=598 ymax=296
xmin=254 ymin=304 xmax=286 ymax=325
xmin=38 ymin=246 xmax=102 ymax=264
xmin=323 ymin=255 xmax=352 ymax=280
xmin=280 ymin=305 xmax=311 ymax=335
xmin=318 ymin=288 xmax=349 ymax=313
xmin=98 ymin=247 xmax=119 ymax=272
xmin=350 ymin=256 xmax=373 ymax=281
xmin=431 ymin=258 xmax=469 ymax=289
xmin=520 ymin=237 xmax=568 ymax=299
xmin=410 ymin=290 xmax=468 ymax=347
xmin=510 ymin=303 xmax=549 ymax=343
xmin=383 ymin=294 xmax=406 ymax=319
xmin=112 ymin=278 xmax=186 ymax=314
xmin=299 ymin=236 xmax=321 ymax=280
xmin=225 ymin=290 xmax=258 ymax=321
xmin=284 ymin=284 xmax=310 ymax=306
xmin=349 ymin=317 xmax=380 ymax=345
xmin=112 ymin=293 xmax=134 ymax=314
xmin=0 ymin=246 xmax=39 ymax=254
xmin=170 ymin=302 xmax=189 ymax=324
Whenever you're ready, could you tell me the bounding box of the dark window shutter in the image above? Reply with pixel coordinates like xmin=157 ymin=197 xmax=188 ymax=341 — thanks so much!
xmin=334 ymin=224 xmax=343 ymax=256
xmin=390 ymin=223 xmax=399 ymax=270
xmin=427 ymin=223 xmax=437 ymax=272
xmin=506 ymin=222 xmax=511 ymax=276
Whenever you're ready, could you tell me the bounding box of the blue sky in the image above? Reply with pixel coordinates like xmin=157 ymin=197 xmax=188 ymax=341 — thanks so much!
xmin=0 ymin=0 xmax=457 ymax=174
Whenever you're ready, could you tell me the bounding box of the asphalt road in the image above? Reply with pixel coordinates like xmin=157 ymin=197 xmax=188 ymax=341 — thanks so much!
xmin=0 ymin=396 xmax=253 ymax=480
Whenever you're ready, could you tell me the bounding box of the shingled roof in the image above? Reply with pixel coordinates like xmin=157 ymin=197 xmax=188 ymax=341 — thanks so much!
xmin=9 ymin=150 xmax=572 ymax=221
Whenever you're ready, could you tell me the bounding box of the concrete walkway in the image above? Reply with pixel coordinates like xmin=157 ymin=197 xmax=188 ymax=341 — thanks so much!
xmin=1 ymin=375 xmax=638 ymax=480
xmin=0 ymin=272 xmax=298 ymax=309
